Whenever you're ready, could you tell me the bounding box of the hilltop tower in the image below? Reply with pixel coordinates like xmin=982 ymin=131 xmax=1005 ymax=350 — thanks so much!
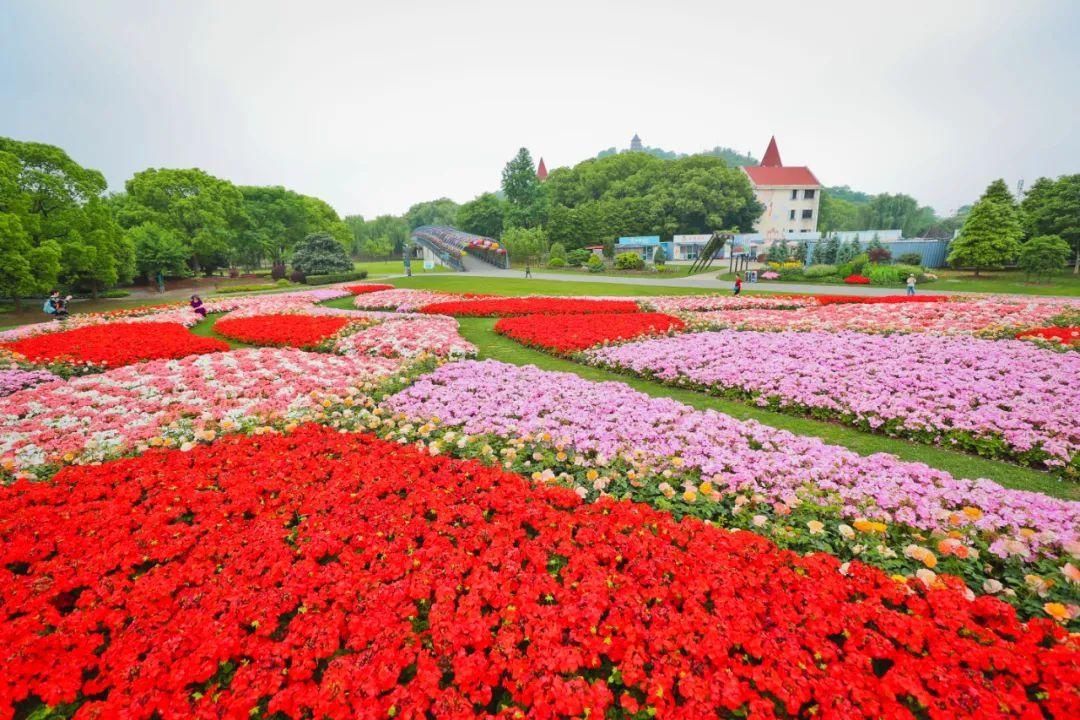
xmin=630 ymin=134 xmax=643 ymax=152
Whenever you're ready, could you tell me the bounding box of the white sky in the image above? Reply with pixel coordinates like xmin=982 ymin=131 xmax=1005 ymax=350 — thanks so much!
xmin=2 ymin=0 xmax=1077 ymax=218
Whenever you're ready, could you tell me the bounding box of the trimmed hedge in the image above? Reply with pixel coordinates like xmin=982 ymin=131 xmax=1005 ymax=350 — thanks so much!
xmin=304 ymin=270 xmax=369 ymax=285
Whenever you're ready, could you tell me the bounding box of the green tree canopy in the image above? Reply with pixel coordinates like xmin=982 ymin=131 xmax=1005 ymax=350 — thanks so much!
xmin=855 ymin=193 xmax=937 ymax=237
xmin=1017 ymin=235 xmax=1071 ymax=281
xmin=290 ymin=232 xmax=353 ymax=276
xmin=128 ymin=222 xmax=190 ymax=285
xmin=500 ymin=225 xmax=547 ymax=264
xmin=115 ymin=167 xmax=244 ymax=274
xmin=947 ymin=179 xmax=1024 ymax=275
xmin=405 ymin=198 xmax=459 ymax=229
xmin=456 ymin=193 xmax=505 ymax=239
xmin=1021 ymin=175 xmax=1080 ymax=274
xmin=346 ymin=214 xmax=409 ymax=258
xmin=0 ymin=137 xmax=132 ymax=303
xmin=501 ymin=148 xmax=547 ymax=229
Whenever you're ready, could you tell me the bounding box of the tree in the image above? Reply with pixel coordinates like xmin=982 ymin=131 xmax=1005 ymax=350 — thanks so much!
xmin=855 ymin=193 xmax=938 ymax=237
xmin=1017 ymin=235 xmax=1071 ymax=281
xmin=346 ymin=214 xmax=409 ymax=258
xmin=817 ymin=191 xmax=860 ymax=232
xmin=0 ymin=137 xmax=133 ymax=303
xmin=501 ymin=148 xmax=547 ymax=229
xmin=128 ymin=223 xmax=190 ymax=290
xmin=291 ymin=232 xmax=353 ymax=276
xmin=767 ymin=239 xmax=790 ymax=263
xmin=455 ymin=193 xmax=505 ymax=239
xmin=116 ymin=168 xmax=244 ymax=274
xmin=947 ymin=179 xmax=1023 ymax=275
xmin=866 ymin=234 xmax=891 ymax=263
xmin=548 ymin=242 xmax=567 ymax=263
xmin=793 ymin=241 xmax=808 ymax=264
xmin=1022 ymin=175 xmax=1080 ymax=274
xmin=823 ymin=236 xmax=841 ymax=264
xmin=500 ymin=226 xmax=546 ymax=264
xmin=811 ymin=238 xmax=830 ymax=265
xmin=405 ymin=198 xmax=459 ymax=229
xmin=653 ymin=243 xmax=667 ymax=266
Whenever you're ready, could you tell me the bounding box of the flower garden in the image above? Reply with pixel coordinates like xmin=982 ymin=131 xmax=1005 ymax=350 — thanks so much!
xmin=0 ymin=282 xmax=1078 ymax=718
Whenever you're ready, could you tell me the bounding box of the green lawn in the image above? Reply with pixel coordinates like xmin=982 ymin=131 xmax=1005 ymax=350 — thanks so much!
xmin=509 ymin=261 xmax=713 ymax=279
xmin=386 ymin=275 xmax=721 ymax=296
xmin=353 ymin=260 xmax=451 ymax=277
xmin=454 ymin=317 xmax=1075 ymax=500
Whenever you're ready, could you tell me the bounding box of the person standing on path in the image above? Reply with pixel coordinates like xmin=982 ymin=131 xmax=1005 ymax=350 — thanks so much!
xmin=906 ymin=274 xmax=916 ymax=296
xmin=733 ymin=274 xmax=742 ymax=296
xmin=525 ymin=264 xmax=532 ymax=279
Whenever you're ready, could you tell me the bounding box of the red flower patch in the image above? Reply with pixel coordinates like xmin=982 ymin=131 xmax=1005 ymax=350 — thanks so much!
xmin=496 ymin=312 xmax=685 ymax=353
xmin=815 ymin=294 xmax=951 ymax=306
xmin=843 ymin=274 xmax=871 ymax=284
xmin=1016 ymin=326 xmax=1080 ymax=346
xmin=420 ymin=297 xmax=642 ymax=317
xmin=0 ymin=425 xmax=1075 ymax=719
xmin=1 ymin=322 xmax=228 ymax=369
xmin=214 ymin=314 xmax=349 ymax=349
xmin=345 ymin=283 xmax=394 ymax=295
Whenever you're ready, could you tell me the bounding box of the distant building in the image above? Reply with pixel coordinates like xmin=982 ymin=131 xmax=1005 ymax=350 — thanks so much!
xmin=536 ymin=157 xmax=548 ymax=181
xmin=741 ymin=137 xmax=821 ymax=234
xmin=630 ymin=133 xmax=643 ymax=152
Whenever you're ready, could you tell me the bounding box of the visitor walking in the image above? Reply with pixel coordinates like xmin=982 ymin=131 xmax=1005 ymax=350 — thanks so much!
xmin=733 ymin=274 xmax=742 ymax=296
xmin=525 ymin=264 xmax=532 ymax=279
xmin=906 ymin=274 xmax=916 ymax=296
xmin=190 ymin=294 xmax=208 ymax=318
xmin=43 ymin=291 xmax=71 ymax=320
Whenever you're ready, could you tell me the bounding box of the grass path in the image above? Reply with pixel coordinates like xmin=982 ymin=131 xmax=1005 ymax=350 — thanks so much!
xmin=453 ymin=317 xmax=1075 ymax=500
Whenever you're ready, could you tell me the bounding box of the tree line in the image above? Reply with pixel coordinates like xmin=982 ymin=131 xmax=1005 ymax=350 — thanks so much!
xmin=1 ymin=136 xmax=354 ymax=307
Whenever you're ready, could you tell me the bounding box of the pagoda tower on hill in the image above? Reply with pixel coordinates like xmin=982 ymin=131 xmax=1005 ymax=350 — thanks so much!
xmin=630 ymin=133 xmax=643 ymax=152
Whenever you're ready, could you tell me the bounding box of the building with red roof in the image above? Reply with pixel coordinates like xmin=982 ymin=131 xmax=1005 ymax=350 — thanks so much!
xmin=741 ymin=137 xmax=821 ymax=234
xmin=536 ymin=157 xmax=548 ymax=181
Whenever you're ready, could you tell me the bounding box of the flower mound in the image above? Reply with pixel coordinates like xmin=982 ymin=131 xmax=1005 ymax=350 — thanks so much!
xmin=1 ymin=425 xmax=1075 ymax=719
xmin=345 ymin=283 xmax=394 ymax=295
xmin=1 ymin=322 xmax=228 ymax=370
xmin=419 ymin=297 xmax=641 ymax=317
xmin=0 ymin=368 xmax=57 ymax=396
xmin=814 ymin=294 xmax=951 ymax=306
xmin=214 ymin=314 xmax=349 ymax=349
xmin=1017 ymin=326 xmax=1080 ymax=348
xmin=587 ymin=330 xmax=1080 ymax=473
xmin=496 ymin=312 xmax=685 ymax=353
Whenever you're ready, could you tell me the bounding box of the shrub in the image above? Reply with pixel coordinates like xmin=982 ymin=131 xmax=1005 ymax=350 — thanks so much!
xmin=304 ymin=270 xmax=368 ymax=285
xmin=836 ymin=263 xmax=854 ymax=279
xmin=547 ymin=257 xmax=567 ymax=268
xmin=867 ymin=264 xmax=902 ymax=285
xmin=291 ymin=232 xmax=353 ymax=276
xmin=653 ymin=245 xmax=666 ymax=266
xmin=289 ymin=270 xmax=307 ymax=283
xmin=548 ymin=242 xmax=567 ymax=265
xmin=844 ymin=274 xmax=871 ymax=284
xmin=100 ymin=290 xmax=130 ymax=298
xmin=614 ymin=252 xmax=645 ymax=271
xmin=270 ymin=261 xmax=286 ymax=280
xmin=867 ymin=246 xmax=892 ymax=263
xmin=803 ymin=264 xmax=837 ymax=279
xmin=850 ymin=253 xmax=870 ymax=275
xmin=567 ymin=248 xmax=592 ymax=267
xmin=216 ymin=283 xmax=279 ymax=294
xmin=586 ymin=254 xmax=605 ymax=273
xmin=897 ymin=252 xmax=923 ymax=266
xmin=1018 ymin=234 xmax=1071 ymax=281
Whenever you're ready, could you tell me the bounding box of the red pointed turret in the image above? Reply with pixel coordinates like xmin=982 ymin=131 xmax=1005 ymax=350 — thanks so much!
xmin=536 ymin=157 xmax=548 ymax=181
xmin=760 ymin=136 xmax=782 ymax=167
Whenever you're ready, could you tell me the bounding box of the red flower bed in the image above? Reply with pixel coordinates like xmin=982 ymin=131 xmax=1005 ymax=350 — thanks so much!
xmin=419 ymin=297 xmax=641 ymax=317
xmin=1 ymin=322 xmax=228 ymax=368
xmin=1016 ymin=326 xmax=1080 ymax=346
xmin=345 ymin=283 xmax=394 ymax=295
xmin=214 ymin=314 xmax=349 ymax=349
xmin=815 ymin=294 xmax=952 ymax=306
xmin=843 ymin=274 xmax=870 ymax=285
xmin=496 ymin=312 xmax=685 ymax=352
xmin=1 ymin=425 xmax=1075 ymax=719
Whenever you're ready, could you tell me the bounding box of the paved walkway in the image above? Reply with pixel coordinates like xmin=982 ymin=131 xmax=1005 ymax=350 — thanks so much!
xmin=447 ymin=267 xmax=966 ymax=297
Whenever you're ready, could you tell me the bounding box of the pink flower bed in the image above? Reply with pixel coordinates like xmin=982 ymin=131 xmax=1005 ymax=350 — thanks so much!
xmin=586 ymin=330 xmax=1080 ymax=473
xmin=644 ymin=294 xmax=816 ymax=312
xmin=686 ymin=298 xmax=1080 ymax=335
xmin=353 ymin=289 xmax=462 ymax=312
xmin=336 ymin=315 xmax=476 ymax=359
xmin=0 ymin=348 xmax=403 ymax=477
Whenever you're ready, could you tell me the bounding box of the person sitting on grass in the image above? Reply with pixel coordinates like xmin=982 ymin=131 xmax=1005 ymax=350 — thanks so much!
xmin=190 ymin=294 xmax=208 ymax=318
xmin=43 ymin=291 xmax=71 ymax=320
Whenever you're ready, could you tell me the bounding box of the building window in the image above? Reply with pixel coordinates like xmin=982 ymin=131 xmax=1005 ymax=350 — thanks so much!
xmin=804 ymin=189 xmax=816 ymax=199
xmin=790 ymin=189 xmax=798 ymax=200
xmin=802 ymin=209 xmax=813 ymax=219
xmin=789 ymin=209 xmax=796 ymax=220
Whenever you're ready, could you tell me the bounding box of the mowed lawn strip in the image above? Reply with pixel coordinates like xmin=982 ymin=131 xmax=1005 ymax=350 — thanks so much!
xmin=452 ymin=316 xmax=1076 ymax=501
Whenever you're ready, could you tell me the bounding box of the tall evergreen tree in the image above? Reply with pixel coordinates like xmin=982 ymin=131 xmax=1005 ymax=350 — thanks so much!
xmin=947 ymin=179 xmax=1023 ymax=275
xmin=501 ymin=148 xmax=546 ymax=229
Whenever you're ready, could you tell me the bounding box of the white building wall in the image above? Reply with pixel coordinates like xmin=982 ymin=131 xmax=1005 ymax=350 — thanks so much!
xmin=752 ymin=186 xmax=820 ymax=234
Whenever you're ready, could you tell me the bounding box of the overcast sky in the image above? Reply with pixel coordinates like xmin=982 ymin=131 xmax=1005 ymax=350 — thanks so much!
xmin=3 ymin=1 xmax=1077 ymax=218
